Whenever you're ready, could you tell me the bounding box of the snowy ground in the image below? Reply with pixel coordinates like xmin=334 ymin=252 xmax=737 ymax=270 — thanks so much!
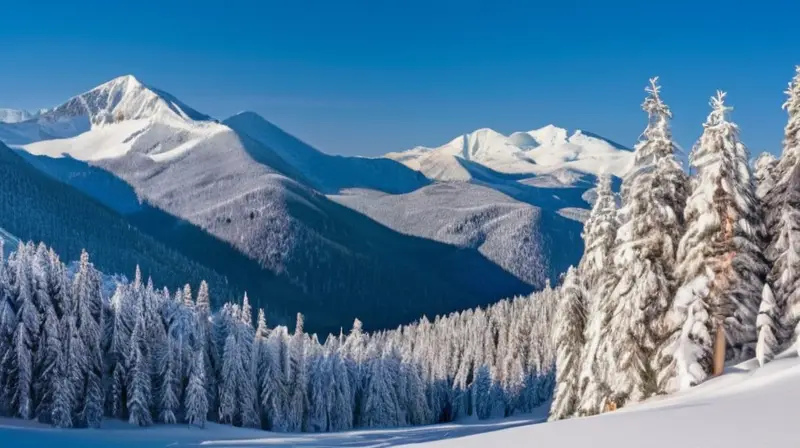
xmin=425 ymin=353 xmax=800 ymax=448
xmin=4 ymin=354 xmax=798 ymax=447
xmin=0 ymin=414 xmax=542 ymax=448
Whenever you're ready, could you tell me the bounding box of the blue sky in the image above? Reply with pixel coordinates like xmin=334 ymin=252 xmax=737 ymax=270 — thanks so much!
xmin=1 ymin=0 xmax=798 ymax=157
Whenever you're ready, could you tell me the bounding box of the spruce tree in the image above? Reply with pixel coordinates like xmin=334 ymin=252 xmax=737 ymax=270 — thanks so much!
xmin=127 ymin=302 xmax=152 ymax=427
xmin=764 ymin=66 xmax=800 ymax=350
xmin=600 ymin=78 xmax=688 ymax=407
xmin=549 ymin=266 xmax=586 ymax=421
xmin=659 ymin=92 xmax=767 ymax=391
xmin=185 ymin=349 xmax=208 ymax=428
xmin=575 ymin=174 xmax=619 ymax=415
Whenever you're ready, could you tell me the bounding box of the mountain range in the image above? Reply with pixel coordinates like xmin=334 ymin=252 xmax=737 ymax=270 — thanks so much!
xmin=0 ymin=75 xmax=633 ymax=333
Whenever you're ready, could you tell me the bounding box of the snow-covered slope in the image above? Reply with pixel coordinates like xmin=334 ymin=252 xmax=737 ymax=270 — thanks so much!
xmin=3 ymin=354 xmax=797 ymax=447
xmin=224 ymin=111 xmax=428 ymax=194
xmin=0 ymin=108 xmax=34 ymax=124
xmin=418 ymin=354 xmax=800 ymax=448
xmin=330 ymin=183 xmax=583 ymax=288
xmin=386 ymin=125 xmax=634 ymax=181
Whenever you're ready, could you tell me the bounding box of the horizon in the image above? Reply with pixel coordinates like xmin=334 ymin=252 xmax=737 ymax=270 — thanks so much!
xmin=2 ymin=1 xmax=798 ymax=157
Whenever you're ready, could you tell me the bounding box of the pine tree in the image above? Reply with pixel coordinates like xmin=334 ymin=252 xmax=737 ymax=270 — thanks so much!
xmin=34 ymin=304 xmax=61 ymax=423
xmin=219 ymin=332 xmax=240 ymax=425
xmin=756 ymin=284 xmax=780 ymax=366
xmin=73 ymin=251 xmax=104 ymax=427
xmin=659 ymin=92 xmax=767 ymax=391
xmin=127 ymin=303 xmax=153 ymax=427
xmin=549 ymin=267 xmax=586 ymax=421
xmin=157 ymin=336 xmax=179 ymax=424
xmin=575 ymin=174 xmax=619 ymax=415
xmin=473 ymin=364 xmax=493 ymax=420
xmin=185 ymin=349 xmax=208 ymax=428
xmin=600 ymin=78 xmax=688 ymax=407
xmin=182 ymin=284 xmax=193 ymax=308
xmin=764 ymin=66 xmax=800 ymax=350
xmin=286 ymin=313 xmax=308 ymax=432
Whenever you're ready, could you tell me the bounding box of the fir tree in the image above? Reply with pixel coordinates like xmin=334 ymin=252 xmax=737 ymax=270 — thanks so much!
xmin=473 ymin=364 xmax=493 ymax=420
xmin=575 ymin=174 xmax=619 ymax=415
xmin=127 ymin=304 xmax=153 ymax=427
xmin=764 ymin=66 xmax=800 ymax=350
xmin=601 ymin=78 xmax=688 ymax=407
xmin=185 ymin=349 xmax=208 ymax=428
xmin=659 ymin=92 xmax=767 ymax=391
xmin=549 ymin=266 xmax=586 ymax=421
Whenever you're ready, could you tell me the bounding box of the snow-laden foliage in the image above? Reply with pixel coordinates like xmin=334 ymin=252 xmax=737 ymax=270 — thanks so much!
xmin=597 ymin=78 xmax=688 ymax=407
xmin=756 ymin=284 xmax=779 ymax=366
xmin=0 ymin=241 xmax=558 ymax=431
xmin=549 ymin=267 xmax=586 ymax=421
xmin=764 ymin=66 xmax=800 ymax=351
xmin=659 ymin=92 xmax=767 ymax=392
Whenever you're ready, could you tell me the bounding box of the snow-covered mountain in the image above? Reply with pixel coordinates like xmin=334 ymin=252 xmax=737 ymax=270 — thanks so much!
xmin=330 ymin=184 xmax=582 ymax=288
xmin=0 ymin=108 xmax=35 ymax=124
xmin=386 ymin=125 xmax=634 ymax=182
xmin=0 ymin=140 xmax=231 ymax=300
xmin=0 ymin=75 xmax=539 ymax=333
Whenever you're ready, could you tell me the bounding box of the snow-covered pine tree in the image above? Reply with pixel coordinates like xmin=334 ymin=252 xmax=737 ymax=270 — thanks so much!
xmin=157 ymin=335 xmax=179 ymax=424
xmin=575 ymin=174 xmax=619 ymax=416
xmin=185 ymin=349 xmax=208 ymax=428
xmin=306 ymin=351 xmax=329 ymax=432
xmin=182 ymin=284 xmax=193 ymax=308
xmin=286 ymin=313 xmax=308 ymax=432
xmin=659 ymin=91 xmax=767 ymax=392
xmin=756 ymin=284 xmax=780 ymax=366
xmin=219 ymin=331 xmax=240 ymax=425
xmin=127 ymin=300 xmax=153 ymax=427
xmin=34 ymin=302 xmax=61 ymax=423
xmin=600 ymin=78 xmax=688 ymax=407
xmin=72 ymin=250 xmax=104 ymax=427
xmin=764 ymin=66 xmax=800 ymax=350
xmin=50 ymin=327 xmax=75 ymax=428
xmin=106 ymin=284 xmax=131 ymax=419
xmin=238 ymin=296 xmax=260 ymax=428
xmin=196 ymin=281 xmax=210 ymax=313
xmin=473 ymin=364 xmax=493 ymax=420
xmin=8 ymin=244 xmax=36 ymax=420
xmin=549 ymin=266 xmax=586 ymax=421
xmin=262 ymin=325 xmax=289 ymax=431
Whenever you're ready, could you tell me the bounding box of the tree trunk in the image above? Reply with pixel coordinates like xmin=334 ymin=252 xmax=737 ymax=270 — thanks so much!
xmin=712 ymin=324 xmax=726 ymax=376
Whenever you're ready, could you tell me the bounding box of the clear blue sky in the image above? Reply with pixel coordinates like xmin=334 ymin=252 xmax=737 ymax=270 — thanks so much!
xmin=1 ymin=0 xmax=797 ymax=157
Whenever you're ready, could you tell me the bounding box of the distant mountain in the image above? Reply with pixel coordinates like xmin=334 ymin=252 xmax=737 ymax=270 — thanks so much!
xmin=0 ymin=75 xmax=535 ymax=334
xmin=0 ymin=108 xmax=35 ymax=124
xmin=385 ymin=125 xmax=633 ymax=182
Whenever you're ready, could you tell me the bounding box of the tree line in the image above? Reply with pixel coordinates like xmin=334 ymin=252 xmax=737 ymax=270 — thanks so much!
xmin=549 ymin=67 xmax=800 ymax=420
xmin=0 ymin=239 xmax=556 ymax=430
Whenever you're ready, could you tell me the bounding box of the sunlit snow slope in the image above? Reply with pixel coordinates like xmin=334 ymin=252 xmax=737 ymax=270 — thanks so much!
xmin=386 ymin=125 xmax=634 ymax=182
xmin=414 ymin=353 xmax=800 ymax=448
